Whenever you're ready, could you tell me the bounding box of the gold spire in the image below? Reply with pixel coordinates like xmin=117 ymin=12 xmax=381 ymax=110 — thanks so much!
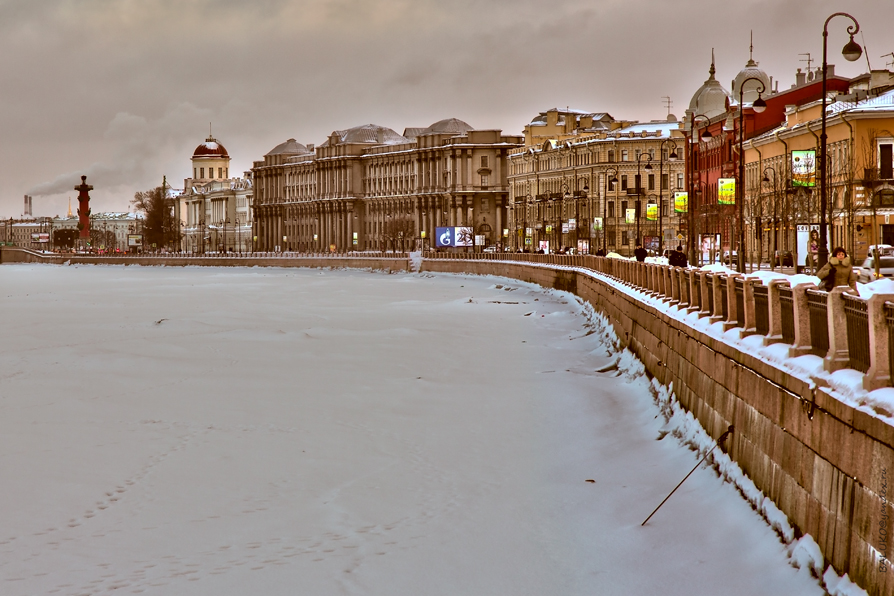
xmin=67 ymin=197 xmax=72 ymax=217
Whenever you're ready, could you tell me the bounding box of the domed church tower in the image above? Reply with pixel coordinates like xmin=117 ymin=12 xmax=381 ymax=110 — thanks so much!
xmin=687 ymin=51 xmax=732 ymax=120
xmin=191 ymin=133 xmax=231 ymax=182
xmin=731 ymin=37 xmax=771 ymax=104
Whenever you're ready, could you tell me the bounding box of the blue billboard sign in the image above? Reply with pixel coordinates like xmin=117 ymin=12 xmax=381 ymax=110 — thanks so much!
xmin=436 ymin=226 xmax=473 ymax=248
xmin=436 ymin=227 xmax=454 ymax=247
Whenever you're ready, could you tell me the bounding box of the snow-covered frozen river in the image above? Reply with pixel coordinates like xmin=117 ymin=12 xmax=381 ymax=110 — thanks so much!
xmin=0 ymin=264 xmax=822 ymax=595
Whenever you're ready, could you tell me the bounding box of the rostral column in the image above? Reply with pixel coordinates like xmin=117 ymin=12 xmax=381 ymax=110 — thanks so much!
xmin=74 ymin=175 xmax=93 ymax=239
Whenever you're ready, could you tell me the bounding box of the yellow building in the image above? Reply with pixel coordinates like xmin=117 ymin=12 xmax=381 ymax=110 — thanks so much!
xmin=744 ymin=74 xmax=894 ymax=262
xmin=508 ymin=114 xmax=686 ymax=255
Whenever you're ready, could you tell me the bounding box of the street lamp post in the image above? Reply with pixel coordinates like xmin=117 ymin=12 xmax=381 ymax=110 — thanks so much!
xmin=603 ymin=167 xmax=619 ymax=254
xmin=687 ymin=114 xmax=714 ymax=265
xmin=737 ymin=77 xmax=768 ymax=272
xmin=634 ymin=152 xmax=653 ymax=247
xmin=235 ymin=218 xmax=241 ymax=254
xmin=658 ymin=140 xmax=679 ymax=255
xmin=762 ymin=166 xmax=780 ymax=270
xmin=819 ymin=12 xmax=863 ymax=269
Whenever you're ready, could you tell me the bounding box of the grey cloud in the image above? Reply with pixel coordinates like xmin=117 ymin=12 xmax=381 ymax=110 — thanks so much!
xmin=4 ymin=0 xmax=894 ymax=215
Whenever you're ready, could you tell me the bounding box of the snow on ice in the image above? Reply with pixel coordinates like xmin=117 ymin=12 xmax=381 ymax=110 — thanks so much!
xmin=0 ymin=263 xmax=852 ymax=595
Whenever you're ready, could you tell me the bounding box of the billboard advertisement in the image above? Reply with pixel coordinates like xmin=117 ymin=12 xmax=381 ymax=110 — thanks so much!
xmin=625 ymin=208 xmax=636 ymax=224
xmin=127 ymin=234 xmax=143 ymax=247
xmin=718 ymin=178 xmax=736 ymax=205
xmin=435 ymin=226 xmax=473 ymax=247
xmin=593 ymin=217 xmax=603 ymax=231
xmin=674 ymin=192 xmax=688 ymax=213
xmin=31 ymin=233 xmax=49 ymax=243
xmin=646 ymin=203 xmax=658 ymax=221
xmin=791 ymin=150 xmax=816 ymax=187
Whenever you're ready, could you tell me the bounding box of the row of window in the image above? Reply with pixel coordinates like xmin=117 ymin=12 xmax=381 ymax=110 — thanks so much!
xmin=194 ymin=167 xmax=228 ymax=179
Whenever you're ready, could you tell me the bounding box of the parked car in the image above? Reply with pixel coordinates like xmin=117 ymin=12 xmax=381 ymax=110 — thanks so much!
xmin=773 ymin=250 xmax=794 ymax=267
xmin=855 ymin=257 xmax=894 ymax=283
xmin=482 ymin=246 xmax=498 ymax=253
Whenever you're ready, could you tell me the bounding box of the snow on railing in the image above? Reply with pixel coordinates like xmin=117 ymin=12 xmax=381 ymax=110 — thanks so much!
xmin=425 ymin=251 xmax=894 ymax=390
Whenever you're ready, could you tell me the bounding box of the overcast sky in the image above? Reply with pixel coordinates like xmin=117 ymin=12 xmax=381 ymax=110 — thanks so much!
xmin=3 ymin=0 xmax=893 ymax=217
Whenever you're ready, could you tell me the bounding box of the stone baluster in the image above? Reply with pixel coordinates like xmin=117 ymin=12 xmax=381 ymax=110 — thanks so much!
xmin=789 ymin=283 xmax=816 ymax=356
xmin=710 ymin=274 xmax=724 ymax=323
xmin=864 ymin=293 xmax=894 ymax=390
xmin=723 ymin=274 xmax=740 ymax=331
xmin=698 ymin=272 xmax=711 ymax=318
xmin=742 ymin=278 xmax=758 ymax=337
xmin=824 ymin=287 xmax=851 ymax=372
xmin=687 ymin=270 xmax=700 ymax=314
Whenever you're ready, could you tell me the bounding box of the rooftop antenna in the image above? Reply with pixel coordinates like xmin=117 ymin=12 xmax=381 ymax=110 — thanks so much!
xmin=860 ymin=31 xmax=872 ymax=73
xmin=662 ymin=96 xmax=673 ymax=117
xmin=749 ymin=30 xmax=753 ymax=61
xmin=861 ymin=32 xmax=872 ymax=73
xmin=799 ymin=52 xmax=814 ymax=73
xmin=884 ymin=52 xmax=894 ymax=71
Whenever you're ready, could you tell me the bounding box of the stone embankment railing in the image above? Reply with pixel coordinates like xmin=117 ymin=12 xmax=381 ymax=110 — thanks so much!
xmin=429 ymin=251 xmax=894 ymax=391
xmin=425 ymin=251 xmax=894 ymax=596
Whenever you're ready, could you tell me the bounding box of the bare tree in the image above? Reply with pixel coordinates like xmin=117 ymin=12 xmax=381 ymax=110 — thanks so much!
xmin=382 ymin=216 xmax=414 ymax=252
xmin=131 ymin=186 xmax=179 ymax=250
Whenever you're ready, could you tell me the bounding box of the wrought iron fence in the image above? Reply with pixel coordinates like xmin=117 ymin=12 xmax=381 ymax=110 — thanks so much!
xmin=734 ymin=278 xmax=745 ymax=328
xmin=778 ymin=286 xmax=795 ymax=344
xmin=887 ymin=302 xmax=894 ymax=382
xmin=806 ymin=289 xmax=830 ymax=355
xmin=843 ymin=293 xmax=870 ymax=373
xmin=719 ymin=277 xmax=729 ymax=320
xmin=753 ymin=284 xmax=769 ymax=335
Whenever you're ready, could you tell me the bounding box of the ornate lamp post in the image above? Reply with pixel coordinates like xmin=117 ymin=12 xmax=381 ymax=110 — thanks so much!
xmin=603 ymin=167 xmax=619 ymax=254
xmin=235 ymin=218 xmax=241 ymax=254
xmin=736 ymin=77 xmax=768 ymax=272
xmin=687 ymin=114 xmax=714 ymax=265
xmin=818 ymin=12 xmax=862 ymax=269
xmin=634 ymin=152 xmax=653 ymax=246
xmin=762 ymin=166 xmax=779 ymax=270
xmin=657 ymin=140 xmax=679 ymax=255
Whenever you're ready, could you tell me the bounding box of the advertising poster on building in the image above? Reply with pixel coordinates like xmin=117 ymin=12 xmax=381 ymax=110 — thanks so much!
xmin=539 ymin=240 xmax=549 ymax=253
xmin=625 ymin=208 xmax=636 ymax=224
xmin=646 ymin=203 xmax=658 ymax=221
xmin=435 ymin=226 xmax=473 ymax=247
xmin=674 ymin=192 xmax=688 ymax=212
xmin=593 ymin=217 xmax=603 ymax=231
xmin=718 ymin=178 xmax=736 ymax=204
xmin=792 ymin=150 xmax=816 ymax=187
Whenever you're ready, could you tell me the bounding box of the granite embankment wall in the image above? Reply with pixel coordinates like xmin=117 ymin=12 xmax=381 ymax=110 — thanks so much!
xmin=0 ymin=248 xmax=410 ymax=271
xmin=421 ymin=258 xmax=893 ymax=596
xmin=3 ymin=246 xmax=891 ymax=593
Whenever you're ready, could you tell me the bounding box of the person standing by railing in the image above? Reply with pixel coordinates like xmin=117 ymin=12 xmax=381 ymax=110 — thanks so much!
xmin=816 ymin=247 xmax=856 ymax=291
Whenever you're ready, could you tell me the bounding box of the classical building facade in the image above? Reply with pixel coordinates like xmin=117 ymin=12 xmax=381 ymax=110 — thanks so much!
xmin=508 ymin=110 xmax=687 ymax=255
xmin=684 ymin=50 xmax=858 ymax=265
xmin=177 ymin=135 xmax=253 ymax=253
xmin=744 ymin=76 xmax=894 ymax=262
xmin=252 ymin=120 xmax=522 ymax=252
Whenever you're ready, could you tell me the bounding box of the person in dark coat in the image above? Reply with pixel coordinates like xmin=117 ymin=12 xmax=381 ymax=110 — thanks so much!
xmin=595 ymin=248 xmax=606 ymax=257
xmin=668 ymin=245 xmax=688 ymax=268
xmin=634 ymin=244 xmax=647 ymax=262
